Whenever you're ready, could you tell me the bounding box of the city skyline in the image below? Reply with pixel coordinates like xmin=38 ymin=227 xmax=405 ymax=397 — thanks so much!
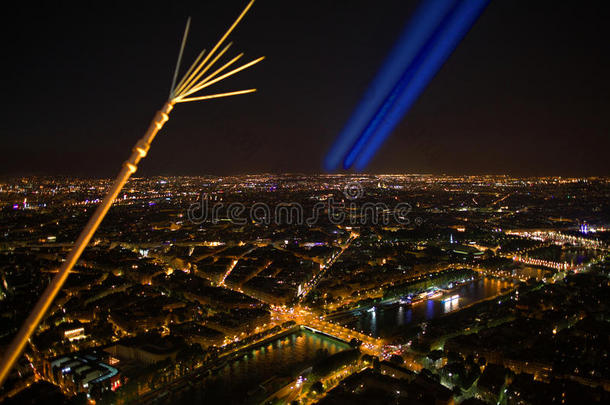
xmin=1 ymin=173 xmax=608 ymax=403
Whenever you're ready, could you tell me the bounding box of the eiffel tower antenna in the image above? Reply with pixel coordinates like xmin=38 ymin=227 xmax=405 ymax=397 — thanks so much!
xmin=0 ymin=0 xmax=263 ymax=385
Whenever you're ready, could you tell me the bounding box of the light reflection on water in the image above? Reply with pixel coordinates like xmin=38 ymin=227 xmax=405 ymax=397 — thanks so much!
xmin=348 ymin=277 xmax=512 ymax=338
xmin=443 ymin=296 xmax=460 ymax=313
xmin=179 ymin=330 xmax=350 ymax=404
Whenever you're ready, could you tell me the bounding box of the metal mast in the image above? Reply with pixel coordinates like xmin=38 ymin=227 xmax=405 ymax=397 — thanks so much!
xmin=0 ymin=0 xmax=263 ymax=385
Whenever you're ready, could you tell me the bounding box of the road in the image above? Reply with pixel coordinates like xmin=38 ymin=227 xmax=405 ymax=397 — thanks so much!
xmin=297 ymin=232 xmax=359 ymax=301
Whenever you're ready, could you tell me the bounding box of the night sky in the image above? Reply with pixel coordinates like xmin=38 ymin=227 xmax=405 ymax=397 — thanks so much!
xmin=2 ymin=0 xmax=609 ymax=177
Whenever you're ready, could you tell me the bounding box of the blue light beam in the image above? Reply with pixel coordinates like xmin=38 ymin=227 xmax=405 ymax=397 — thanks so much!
xmin=324 ymin=0 xmax=490 ymax=171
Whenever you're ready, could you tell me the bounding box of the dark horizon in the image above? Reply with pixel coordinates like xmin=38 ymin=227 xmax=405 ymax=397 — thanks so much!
xmin=2 ymin=0 xmax=609 ymax=177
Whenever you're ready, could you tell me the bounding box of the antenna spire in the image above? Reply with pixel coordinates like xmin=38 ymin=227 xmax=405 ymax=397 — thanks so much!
xmin=169 ymin=16 xmax=191 ymax=97
xmin=0 ymin=0 xmax=263 ymax=386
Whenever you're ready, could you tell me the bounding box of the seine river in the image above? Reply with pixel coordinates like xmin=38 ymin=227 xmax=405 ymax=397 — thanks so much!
xmin=335 ymin=277 xmax=513 ymax=338
xmin=176 ymin=277 xmax=511 ymax=403
xmin=179 ymin=329 xmax=350 ymax=404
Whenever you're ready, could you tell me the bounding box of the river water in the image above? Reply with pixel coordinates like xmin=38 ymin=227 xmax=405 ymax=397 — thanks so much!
xmin=178 ymin=329 xmax=350 ymax=404
xmin=336 ymin=277 xmax=513 ymax=338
